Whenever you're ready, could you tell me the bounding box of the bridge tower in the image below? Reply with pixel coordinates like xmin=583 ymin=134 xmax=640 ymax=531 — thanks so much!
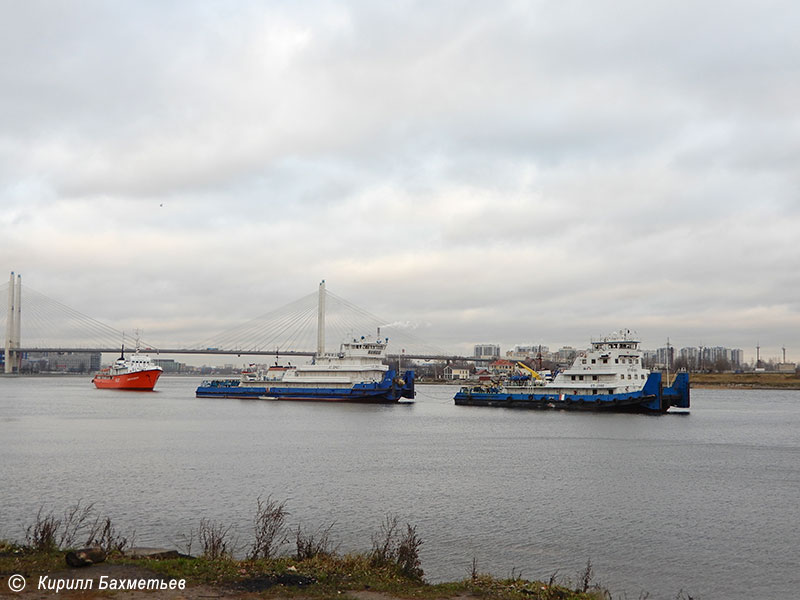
xmin=4 ymin=271 xmax=21 ymax=373
xmin=317 ymin=280 xmax=326 ymax=356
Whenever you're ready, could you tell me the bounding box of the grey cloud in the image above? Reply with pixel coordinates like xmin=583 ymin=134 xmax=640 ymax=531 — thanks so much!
xmin=2 ymin=0 xmax=800 ymax=362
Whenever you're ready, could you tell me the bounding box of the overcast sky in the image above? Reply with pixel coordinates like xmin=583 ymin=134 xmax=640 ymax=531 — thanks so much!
xmin=2 ymin=0 xmax=799 ymax=362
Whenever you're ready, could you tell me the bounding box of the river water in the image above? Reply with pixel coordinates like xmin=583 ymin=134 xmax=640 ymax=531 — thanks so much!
xmin=1 ymin=377 xmax=798 ymax=599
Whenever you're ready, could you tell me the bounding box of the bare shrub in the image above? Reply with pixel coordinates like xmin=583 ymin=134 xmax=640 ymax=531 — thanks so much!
xmin=370 ymin=514 xmax=399 ymax=565
xmin=294 ymin=522 xmax=337 ymax=560
xmin=25 ymin=507 xmax=61 ymax=551
xmin=396 ymin=523 xmax=423 ymax=580
xmin=59 ymin=501 xmax=95 ymax=548
xmin=25 ymin=502 xmax=134 ymax=554
xmin=25 ymin=502 xmax=97 ymax=551
xmin=578 ymin=558 xmax=594 ymax=592
xmin=177 ymin=529 xmax=195 ymax=557
xmin=370 ymin=513 xmax=424 ymax=580
xmin=248 ymin=495 xmax=288 ymax=560
xmin=85 ymin=516 xmax=134 ymax=554
xmin=197 ymin=518 xmax=235 ymax=560
xmin=548 ymin=570 xmax=561 ymax=588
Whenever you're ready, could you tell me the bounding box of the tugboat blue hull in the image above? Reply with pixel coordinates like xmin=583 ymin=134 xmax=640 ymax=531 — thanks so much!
xmin=454 ymin=372 xmax=690 ymax=413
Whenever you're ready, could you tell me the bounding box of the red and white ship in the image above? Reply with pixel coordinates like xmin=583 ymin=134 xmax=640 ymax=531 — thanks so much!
xmin=92 ymin=346 xmax=163 ymax=390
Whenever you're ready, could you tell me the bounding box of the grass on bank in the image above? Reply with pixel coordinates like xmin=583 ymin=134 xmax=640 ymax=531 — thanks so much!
xmin=0 ymin=541 xmax=610 ymax=600
xmin=689 ymin=371 xmax=800 ymax=388
xmin=0 ymin=500 xmax=614 ymax=600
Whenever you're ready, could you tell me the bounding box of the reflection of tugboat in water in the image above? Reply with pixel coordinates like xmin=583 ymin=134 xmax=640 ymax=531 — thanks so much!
xmin=92 ymin=345 xmax=163 ymax=391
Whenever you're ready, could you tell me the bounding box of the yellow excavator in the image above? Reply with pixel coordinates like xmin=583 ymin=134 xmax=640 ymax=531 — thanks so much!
xmin=515 ymin=362 xmax=542 ymax=381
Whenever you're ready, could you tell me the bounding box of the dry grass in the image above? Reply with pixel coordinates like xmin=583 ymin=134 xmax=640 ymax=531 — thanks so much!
xmin=690 ymin=371 xmax=800 ymax=389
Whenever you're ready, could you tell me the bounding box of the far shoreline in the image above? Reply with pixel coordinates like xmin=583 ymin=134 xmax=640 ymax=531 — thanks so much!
xmin=4 ymin=371 xmax=800 ymax=390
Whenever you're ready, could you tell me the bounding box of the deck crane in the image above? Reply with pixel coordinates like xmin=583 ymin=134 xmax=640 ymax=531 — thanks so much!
xmin=515 ymin=362 xmax=543 ymax=381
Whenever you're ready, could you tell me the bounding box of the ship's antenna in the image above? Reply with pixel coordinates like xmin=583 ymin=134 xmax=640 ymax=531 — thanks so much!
xmin=666 ymin=337 xmax=670 ymax=384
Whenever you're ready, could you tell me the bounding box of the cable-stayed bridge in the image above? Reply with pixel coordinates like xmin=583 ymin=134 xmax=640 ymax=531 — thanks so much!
xmin=2 ymin=275 xmax=473 ymax=372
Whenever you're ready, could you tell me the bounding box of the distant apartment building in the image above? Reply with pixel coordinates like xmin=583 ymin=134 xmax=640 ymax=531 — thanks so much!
xmin=506 ymin=345 xmax=550 ymax=361
xmin=474 ymin=344 xmax=500 ymax=359
xmin=730 ymin=349 xmax=743 ymax=366
xmin=22 ymin=351 xmax=101 ymax=373
xmin=678 ymin=346 xmax=743 ymax=369
xmin=653 ymin=346 xmax=675 ymax=368
xmin=555 ymin=346 xmax=577 ymax=363
xmin=153 ymin=358 xmax=183 ymax=373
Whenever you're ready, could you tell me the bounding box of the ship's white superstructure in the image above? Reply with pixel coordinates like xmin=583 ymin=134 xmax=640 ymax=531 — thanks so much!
xmin=510 ymin=329 xmax=649 ymax=396
xmin=247 ymin=336 xmax=391 ymax=389
xmin=107 ymin=351 xmax=162 ymax=375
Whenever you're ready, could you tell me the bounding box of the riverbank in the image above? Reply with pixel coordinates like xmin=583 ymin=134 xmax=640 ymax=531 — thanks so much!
xmin=689 ymin=371 xmax=800 ymax=389
xmin=1 ymin=541 xmax=609 ymax=600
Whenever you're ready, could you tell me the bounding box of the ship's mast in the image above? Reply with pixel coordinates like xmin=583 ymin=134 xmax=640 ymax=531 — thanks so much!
xmin=317 ymin=280 xmax=326 ymax=356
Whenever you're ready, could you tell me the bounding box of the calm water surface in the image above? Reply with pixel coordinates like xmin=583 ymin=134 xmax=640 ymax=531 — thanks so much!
xmin=1 ymin=377 xmax=798 ymax=599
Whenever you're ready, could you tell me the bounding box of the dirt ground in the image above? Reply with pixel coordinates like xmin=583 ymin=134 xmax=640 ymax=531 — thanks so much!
xmin=2 ymin=567 xmax=436 ymax=600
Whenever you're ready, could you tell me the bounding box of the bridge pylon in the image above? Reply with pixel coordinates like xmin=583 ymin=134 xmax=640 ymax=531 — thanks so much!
xmin=4 ymin=271 xmax=21 ymax=374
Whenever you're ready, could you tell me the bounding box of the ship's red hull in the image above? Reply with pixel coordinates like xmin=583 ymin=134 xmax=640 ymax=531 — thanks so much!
xmin=92 ymin=369 xmax=162 ymax=390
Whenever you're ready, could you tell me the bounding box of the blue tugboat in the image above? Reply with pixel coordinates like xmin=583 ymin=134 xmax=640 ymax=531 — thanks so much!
xmin=454 ymin=330 xmax=689 ymax=413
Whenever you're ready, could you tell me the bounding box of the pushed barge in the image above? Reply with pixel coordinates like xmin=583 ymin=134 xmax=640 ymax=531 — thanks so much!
xmin=196 ymin=335 xmax=415 ymax=403
xmin=454 ymin=330 xmax=689 ymax=413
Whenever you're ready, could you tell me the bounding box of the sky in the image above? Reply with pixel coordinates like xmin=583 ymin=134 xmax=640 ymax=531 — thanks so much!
xmin=2 ymin=0 xmax=799 ymax=364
